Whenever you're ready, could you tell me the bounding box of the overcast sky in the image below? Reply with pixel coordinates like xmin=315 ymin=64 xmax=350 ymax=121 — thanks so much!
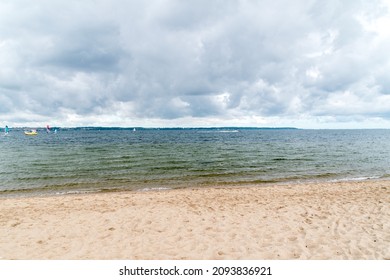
xmin=1 ymin=0 xmax=390 ymax=128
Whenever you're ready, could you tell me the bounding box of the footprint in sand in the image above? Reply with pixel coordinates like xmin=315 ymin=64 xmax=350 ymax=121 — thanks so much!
xmin=305 ymin=218 xmax=313 ymax=225
xmin=288 ymin=236 xmax=298 ymax=242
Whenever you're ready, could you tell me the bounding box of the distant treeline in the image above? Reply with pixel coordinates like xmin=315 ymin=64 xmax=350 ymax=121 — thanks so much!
xmin=8 ymin=126 xmax=298 ymax=131
xmin=66 ymin=127 xmax=298 ymax=131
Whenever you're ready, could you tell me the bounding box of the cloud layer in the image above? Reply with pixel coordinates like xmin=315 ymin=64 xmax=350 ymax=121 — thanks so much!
xmin=1 ymin=0 xmax=390 ymax=128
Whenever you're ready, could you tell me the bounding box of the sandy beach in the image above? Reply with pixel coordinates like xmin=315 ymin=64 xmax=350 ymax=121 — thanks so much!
xmin=0 ymin=180 xmax=389 ymax=260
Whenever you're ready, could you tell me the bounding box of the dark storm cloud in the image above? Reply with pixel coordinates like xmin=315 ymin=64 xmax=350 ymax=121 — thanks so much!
xmin=43 ymin=27 xmax=124 ymax=73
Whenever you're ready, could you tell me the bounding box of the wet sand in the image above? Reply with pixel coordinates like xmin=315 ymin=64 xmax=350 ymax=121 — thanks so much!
xmin=0 ymin=180 xmax=389 ymax=259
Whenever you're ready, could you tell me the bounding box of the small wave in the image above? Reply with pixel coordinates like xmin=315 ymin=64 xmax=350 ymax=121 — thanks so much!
xmin=218 ymin=130 xmax=239 ymax=133
xmin=272 ymin=157 xmax=313 ymax=162
xmin=54 ymin=190 xmax=95 ymax=196
xmin=138 ymin=187 xmax=172 ymax=192
xmin=329 ymin=176 xmax=382 ymax=183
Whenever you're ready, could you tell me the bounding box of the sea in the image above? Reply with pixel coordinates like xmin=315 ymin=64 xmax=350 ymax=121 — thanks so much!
xmin=1 ymin=127 xmax=390 ymax=197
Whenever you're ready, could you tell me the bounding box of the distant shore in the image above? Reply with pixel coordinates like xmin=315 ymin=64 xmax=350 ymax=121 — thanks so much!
xmin=3 ymin=126 xmax=299 ymax=132
xmin=0 ymin=180 xmax=389 ymax=259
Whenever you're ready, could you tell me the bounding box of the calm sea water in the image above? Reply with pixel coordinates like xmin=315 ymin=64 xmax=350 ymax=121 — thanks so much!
xmin=1 ymin=128 xmax=390 ymax=197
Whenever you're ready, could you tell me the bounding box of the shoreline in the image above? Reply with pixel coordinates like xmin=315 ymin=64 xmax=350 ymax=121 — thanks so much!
xmin=1 ymin=176 xmax=388 ymax=199
xmin=0 ymin=180 xmax=389 ymax=259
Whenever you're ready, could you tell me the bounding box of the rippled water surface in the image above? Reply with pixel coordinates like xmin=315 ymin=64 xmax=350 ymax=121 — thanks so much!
xmin=1 ymin=128 xmax=390 ymax=196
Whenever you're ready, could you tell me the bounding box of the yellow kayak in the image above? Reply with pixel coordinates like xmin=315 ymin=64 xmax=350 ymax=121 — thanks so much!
xmin=24 ymin=130 xmax=38 ymax=136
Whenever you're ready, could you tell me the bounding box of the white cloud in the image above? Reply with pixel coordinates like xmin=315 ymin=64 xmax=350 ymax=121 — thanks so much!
xmin=1 ymin=0 xmax=390 ymax=128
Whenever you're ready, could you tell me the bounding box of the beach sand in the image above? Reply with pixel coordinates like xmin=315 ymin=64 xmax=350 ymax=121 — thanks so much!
xmin=0 ymin=181 xmax=389 ymax=260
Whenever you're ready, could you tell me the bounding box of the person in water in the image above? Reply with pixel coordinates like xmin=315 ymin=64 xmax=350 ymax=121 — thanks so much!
xmin=5 ymin=125 xmax=9 ymax=134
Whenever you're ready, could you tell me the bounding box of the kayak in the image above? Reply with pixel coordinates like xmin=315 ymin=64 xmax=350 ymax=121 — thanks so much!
xmin=24 ymin=130 xmax=38 ymax=136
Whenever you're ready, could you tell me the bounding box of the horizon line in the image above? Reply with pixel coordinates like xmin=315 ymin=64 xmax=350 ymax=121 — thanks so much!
xmin=4 ymin=126 xmax=390 ymax=130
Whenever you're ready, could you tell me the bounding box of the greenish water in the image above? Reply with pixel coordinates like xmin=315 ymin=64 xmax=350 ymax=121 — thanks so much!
xmin=1 ymin=128 xmax=390 ymax=197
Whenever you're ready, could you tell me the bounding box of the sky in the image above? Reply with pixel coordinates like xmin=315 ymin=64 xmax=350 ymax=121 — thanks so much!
xmin=1 ymin=0 xmax=390 ymax=129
